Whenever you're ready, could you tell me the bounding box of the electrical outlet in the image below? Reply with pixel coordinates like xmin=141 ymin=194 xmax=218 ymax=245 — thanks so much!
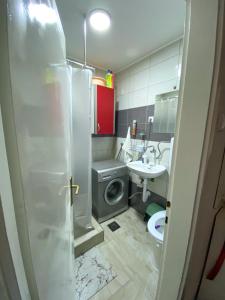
xmin=148 ymin=116 xmax=154 ymax=123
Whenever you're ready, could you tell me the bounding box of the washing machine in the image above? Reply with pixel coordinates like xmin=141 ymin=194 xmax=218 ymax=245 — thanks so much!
xmin=92 ymin=160 xmax=129 ymax=223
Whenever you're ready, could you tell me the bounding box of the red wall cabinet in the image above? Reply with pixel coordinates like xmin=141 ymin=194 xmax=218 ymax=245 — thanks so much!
xmin=94 ymin=85 xmax=115 ymax=135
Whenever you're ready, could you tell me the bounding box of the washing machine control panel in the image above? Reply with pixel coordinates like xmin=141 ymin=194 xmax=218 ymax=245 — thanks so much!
xmin=101 ymin=170 xmax=118 ymax=181
xmin=97 ymin=167 xmax=128 ymax=182
xmin=102 ymin=175 xmax=112 ymax=181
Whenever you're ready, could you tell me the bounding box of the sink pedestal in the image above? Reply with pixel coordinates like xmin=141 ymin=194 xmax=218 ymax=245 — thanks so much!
xmin=127 ymin=161 xmax=166 ymax=203
xmin=143 ymin=178 xmax=151 ymax=202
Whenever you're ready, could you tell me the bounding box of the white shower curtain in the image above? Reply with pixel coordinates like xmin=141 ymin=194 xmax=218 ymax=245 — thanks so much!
xmin=71 ymin=68 xmax=93 ymax=238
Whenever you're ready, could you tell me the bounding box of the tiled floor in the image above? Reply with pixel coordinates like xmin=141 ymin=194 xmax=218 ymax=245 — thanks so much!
xmin=91 ymin=207 xmax=159 ymax=300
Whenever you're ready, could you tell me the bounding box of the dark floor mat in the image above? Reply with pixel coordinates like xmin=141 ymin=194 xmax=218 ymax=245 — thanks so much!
xmin=107 ymin=221 xmax=120 ymax=232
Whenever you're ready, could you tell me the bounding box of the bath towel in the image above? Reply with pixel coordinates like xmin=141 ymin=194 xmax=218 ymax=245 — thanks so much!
xmin=122 ymin=126 xmax=133 ymax=163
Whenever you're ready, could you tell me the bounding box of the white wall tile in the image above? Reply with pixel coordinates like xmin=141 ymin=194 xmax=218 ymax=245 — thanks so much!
xmin=114 ymin=40 xmax=182 ymax=196
xmin=149 ymin=55 xmax=179 ymax=86
xmin=117 ymin=95 xmax=124 ymax=110
xmin=133 ymin=68 xmax=149 ymax=91
xmin=124 ymin=77 xmax=131 ymax=95
xmin=128 ymin=93 xmax=135 ymax=109
xmin=132 ymin=87 xmax=148 ymax=107
xmin=129 ymin=74 xmax=136 ymax=93
xmin=120 ymin=80 xmax=126 ymax=96
xmin=92 ymin=137 xmax=116 ymax=161
xmin=179 ymin=39 xmax=184 ymax=56
xmin=129 ymin=57 xmax=150 ymax=74
xmin=124 ymin=94 xmax=130 ymax=110
xmin=116 ymin=81 xmax=122 ymax=96
xmin=116 ymin=40 xmax=182 ymax=110
xmin=149 ymin=41 xmax=180 ymax=67
xmin=118 ymin=94 xmax=130 ymax=110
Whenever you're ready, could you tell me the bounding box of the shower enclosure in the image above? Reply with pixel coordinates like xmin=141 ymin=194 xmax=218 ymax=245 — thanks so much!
xmin=71 ymin=68 xmax=93 ymax=238
xmin=1 ymin=0 xmax=74 ymax=298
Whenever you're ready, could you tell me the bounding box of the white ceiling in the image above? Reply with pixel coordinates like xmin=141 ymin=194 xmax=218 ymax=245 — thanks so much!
xmin=56 ymin=0 xmax=186 ymax=72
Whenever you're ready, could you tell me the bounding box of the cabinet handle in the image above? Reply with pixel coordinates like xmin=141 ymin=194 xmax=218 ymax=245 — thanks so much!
xmin=98 ymin=123 xmax=100 ymax=132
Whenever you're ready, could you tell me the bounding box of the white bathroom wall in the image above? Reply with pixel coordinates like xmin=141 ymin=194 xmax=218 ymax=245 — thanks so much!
xmin=92 ymin=137 xmax=116 ymax=161
xmin=115 ymin=40 xmax=182 ymax=198
xmin=116 ymin=40 xmax=182 ymax=110
xmin=92 ymin=41 xmax=182 ymax=167
xmin=94 ymin=68 xmax=106 ymax=78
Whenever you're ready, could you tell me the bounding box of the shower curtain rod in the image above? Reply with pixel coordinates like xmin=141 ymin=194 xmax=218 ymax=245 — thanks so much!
xmin=66 ymin=58 xmax=95 ymax=71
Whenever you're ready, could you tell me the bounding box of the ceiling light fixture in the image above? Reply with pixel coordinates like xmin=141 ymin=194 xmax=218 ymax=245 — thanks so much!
xmin=88 ymin=9 xmax=111 ymax=32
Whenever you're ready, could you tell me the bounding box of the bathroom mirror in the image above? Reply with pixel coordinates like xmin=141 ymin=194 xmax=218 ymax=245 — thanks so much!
xmin=153 ymin=90 xmax=179 ymax=133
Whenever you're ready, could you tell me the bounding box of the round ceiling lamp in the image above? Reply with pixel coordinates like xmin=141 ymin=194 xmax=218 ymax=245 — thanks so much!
xmin=88 ymin=9 xmax=111 ymax=32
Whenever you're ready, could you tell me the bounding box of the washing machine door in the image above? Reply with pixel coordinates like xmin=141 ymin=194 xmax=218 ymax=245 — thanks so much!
xmin=104 ymin=178 xmax=125 ymax=206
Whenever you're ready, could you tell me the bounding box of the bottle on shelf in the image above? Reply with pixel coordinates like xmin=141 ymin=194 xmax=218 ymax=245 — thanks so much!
xmin=105 ymin=69 xmax=114 ymax=88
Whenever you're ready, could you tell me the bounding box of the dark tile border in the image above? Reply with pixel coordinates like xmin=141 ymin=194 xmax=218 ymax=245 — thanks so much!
xmin=115 ymin=104 xmax=173 ymax=141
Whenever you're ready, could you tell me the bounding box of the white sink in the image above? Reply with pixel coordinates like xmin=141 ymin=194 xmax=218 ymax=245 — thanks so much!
xmin=127 ymin=161 xmax=166 ymax=179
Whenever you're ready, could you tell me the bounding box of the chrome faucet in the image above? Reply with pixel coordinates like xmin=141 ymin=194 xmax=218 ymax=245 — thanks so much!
xmin=145 ymin=145 xmax=156 ymax=152
xmin=143 ymin=145 xmax=157 ymax=165
xmin=149 ymin=146 xmax=157 ymax=164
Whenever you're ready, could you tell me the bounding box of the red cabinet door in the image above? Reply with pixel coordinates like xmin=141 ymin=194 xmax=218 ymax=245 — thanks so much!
xmin=96 ymin=85 xmax=114 ymax=135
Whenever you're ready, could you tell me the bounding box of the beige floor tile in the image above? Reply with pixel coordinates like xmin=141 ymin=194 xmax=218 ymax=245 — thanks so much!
xmin=91 ymin=285 xmax=112 ymax=300
xmin=90 ymin=208 xmax=159 ymax=300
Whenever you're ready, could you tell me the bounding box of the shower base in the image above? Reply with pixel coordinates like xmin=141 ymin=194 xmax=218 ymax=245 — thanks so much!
xmin=74 ymin=217 xmax=104 ymax=257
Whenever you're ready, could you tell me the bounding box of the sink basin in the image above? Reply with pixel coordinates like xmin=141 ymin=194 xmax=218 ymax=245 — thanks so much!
xmin=127 ymin=161 xmax=166 ymax=179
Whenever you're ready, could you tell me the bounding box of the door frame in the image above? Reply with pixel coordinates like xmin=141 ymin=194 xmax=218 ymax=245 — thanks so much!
xmin=156 ymin=0 xmax=224 ymax=299
xmin=180 ymin=1 xmax=225 ymax=298
xmin=0 ymin=107 xmax=30 ymax=299
xmin=0 ymin=1 xmax=37 ymax=297
xmin=0 ymin=195 xmax=21 ymax=300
